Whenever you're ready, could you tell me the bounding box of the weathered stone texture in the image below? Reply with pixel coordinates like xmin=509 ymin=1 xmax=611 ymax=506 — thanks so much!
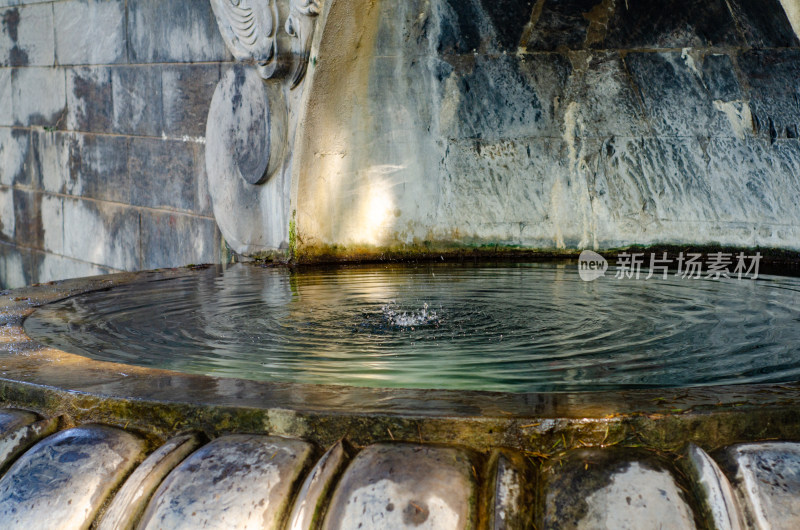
xmin=0 ymin=0 xmax=224 ymax=288
xmin=0 ymin=127 xmax=28 ymax=186
xmin=66 ymin=133 xmax=130 ymax=203
xmin=54 ymin=0 xmax=126 ymax=66
xmin=0 ymin=3 xmax=54 ymax=67
xmin=296 ymin=0 xmax=800 ymax=255
xmin=128 ymin=137 xmax=197 ymax=212
xmin=11 ymin=67 xmax=65 ymax=127
xmin=111 ymin=66 xmax=163 ymax=137
xmin=139 ymin=435 xmax=314 ymax=530
xmin=140 ymin=211 xmax=219 ymax=270
xmin=685 ymin=444 xmax=744 ymax=530
xmin=127 ymin=0 xmax=229 ymax=63
xmin=162 ymin=64 xmax=220 ymax=138
xmin=324 ymin=444 xmax=478 ymax=530
xmin=0 ymin=68 xmax=11 ymax=125
xmin=544 ymin=450 xmax=696 ymax=529
xmin=66 ymin=67 xmax=114 ymax=133
xmin=98 ymin=434 xmax=202 ymax=530
xmin=0 ymin=425 xmax=144 ymax=530
xmin=719 ymin=442 xmax=800 ymax=529
xmin=62 ymin=197 xmax=140 ymax=271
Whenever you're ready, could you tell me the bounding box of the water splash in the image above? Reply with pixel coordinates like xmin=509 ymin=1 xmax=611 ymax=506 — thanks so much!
xmin=381 ymin=302 xmax=440 ymax=329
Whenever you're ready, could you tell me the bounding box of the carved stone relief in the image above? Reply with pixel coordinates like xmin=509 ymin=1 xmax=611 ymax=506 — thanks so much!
xmin=205 ymin=0 xmax=322 ymax=253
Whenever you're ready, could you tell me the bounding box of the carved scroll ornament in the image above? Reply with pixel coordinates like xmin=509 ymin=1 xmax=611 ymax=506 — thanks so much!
xmin=210 ymin=0 xmax=321 ymax=85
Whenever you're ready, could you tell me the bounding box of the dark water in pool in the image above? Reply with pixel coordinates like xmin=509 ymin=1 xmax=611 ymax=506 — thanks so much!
xmin=22 ymin=262 xmax=800 ymax=393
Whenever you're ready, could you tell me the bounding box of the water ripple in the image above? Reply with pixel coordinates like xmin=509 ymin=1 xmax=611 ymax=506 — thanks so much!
xmin=22 ymin=262 xmax=800 ymax=393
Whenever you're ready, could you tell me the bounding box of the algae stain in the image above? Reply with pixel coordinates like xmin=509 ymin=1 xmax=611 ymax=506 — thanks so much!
xmin=289 ymin=210 xmax=298 ymax=259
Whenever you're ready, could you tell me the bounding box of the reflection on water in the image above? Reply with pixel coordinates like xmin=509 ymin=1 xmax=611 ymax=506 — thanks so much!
xmin=22 ymin=262 xmax=800 ymax=393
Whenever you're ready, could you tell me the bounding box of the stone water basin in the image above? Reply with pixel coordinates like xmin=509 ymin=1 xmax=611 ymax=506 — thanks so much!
xmin=0 ymin=262 xmax=799 ymax=528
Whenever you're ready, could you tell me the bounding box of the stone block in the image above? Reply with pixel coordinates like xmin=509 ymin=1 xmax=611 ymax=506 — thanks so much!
xmin=705 ymin=138 xmax=800 ymax=226
xmin=39 ymin=193 xmax=62 ymax=254
xmin=128 ymin=137 xmax=196 ymax=211
xmin=0 ymin=409 xmax=36 ymax=435
xmin=719 ymin=442 xmax=800 ymax=530
xmin=737 ymin=49 xmax=800 ymax=142
xmin=161 ymin=64 xmax=219 ymax=138
xmin=0 ymin=414 xmax=58 ymax=474
xmin=0 ymin=186 xmax=14 ymax=242
xmin=521 ymin=0 xmax=599 ymax=51
xmin=602 ymin=0 xmax=743 ymax=48
xmin=544 ymin=449 xmax=695 ymax=529
xmin=30 ymin=129 xmax=69 ymax=193
xmin=0 ymin=425 xmax=145 ymax=529
xmin=0 ymin=240 xmax=29 ymax=288
xmin=562 ymin=51 xmax=650 ymax=138
xmin=684 ymin=444 xmax=744 ymax=530
xmin=12 ymin=188 xmax=42 ymax=249
xmin=702 ymin=54 xmax=743 ymax=102
xmin=140 ymin=211 xmax=219 ymax=269
xmin=98 ymin=434 xmax=203 ymax=530
xmin=625 ymin=52 xmax=731 ymax=138
xmin=54 ymin=0 xmax=126 ymax=65
xmin=11 ymin=67 xmax=66 ymax=127
xmin=486 ymin=449 xmax=537 ymax=529
xmin=0 ymin=67 xmax=11 ymax=125
xmin=66 ymin=67 xmax=113 ymax=133
xmin=139 ymin=435 xmax=314 ymax=530
xmin=33 ymin=252 xmax=114 ymax=283
xmin=439 ymin=53 xmax=571 ymax=140
xmin=62 ymin=197 xmax=140 ymax=270
xmin=127 ymin=0 xmax=229 ymax=63
xmin=288 ymin=441 xmax=351 ymax=530
xmin=324 ymin=443 xmax=479 ymax=530
xmin=0 ymin=127 xmax=28 ymax=186
xmin=0 ymin=3 xmax=54 ymax=67
xmin=728 ymin=0 xmax=800 ymax=47
xmin=194 ymin=143 xmax=213 ymax=217
xmin=112 ymin=66 xmax=163 ymax=136
xmin=66 ymin=133 xmax=130 ymax=203
xmin=598 ymin=137 xmax=718 ymax=232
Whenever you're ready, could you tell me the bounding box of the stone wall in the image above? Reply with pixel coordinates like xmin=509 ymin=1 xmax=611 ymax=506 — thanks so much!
xmin=294 ymin=0 xmax=800 ymax=257
xmin=2 ymin=0 xmax=800 ymax=287
xmin=0 ymin=0 xmax=231 ymax=288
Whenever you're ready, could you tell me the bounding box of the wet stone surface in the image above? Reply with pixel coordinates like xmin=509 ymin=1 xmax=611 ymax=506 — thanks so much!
xmin=545 ymin=449 xmax=696 ymax=530
xmin=487 ymin=449 xmax=536 ymax=530
xmin=685 ymin=444 xmax=744 ymax=530
xmin=719 ymin=442 xmax=800 ymax=529
xmin=0 ymin=425 xmax=145 ymax=530
xmin=97 ymin=433 xmax=203 ymax=530
xmin=138 ymin=434 xmax=314 ymax=530
xmin=0 ymin=414 xmax=58 ymax=473
xmin=288 ymin=440 xmax=351 ymax=530
xmin=324 ymin=443 xmax=478 ymax=530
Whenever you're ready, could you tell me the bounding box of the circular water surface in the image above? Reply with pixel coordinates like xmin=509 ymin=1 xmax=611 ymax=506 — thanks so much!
xmin=23 ymin=262 xmax=800 ymax=393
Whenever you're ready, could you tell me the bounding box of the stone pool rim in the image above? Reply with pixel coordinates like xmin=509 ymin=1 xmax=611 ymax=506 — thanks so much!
xmin=3 ymin=263 xmax=800 ymax=453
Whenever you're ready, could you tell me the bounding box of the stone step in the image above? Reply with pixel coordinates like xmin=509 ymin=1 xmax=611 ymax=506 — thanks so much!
xmin=137 ymin=434 xmax=314 ymax=530
xmin=0 ymin=424 xmax=145 ymax=530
